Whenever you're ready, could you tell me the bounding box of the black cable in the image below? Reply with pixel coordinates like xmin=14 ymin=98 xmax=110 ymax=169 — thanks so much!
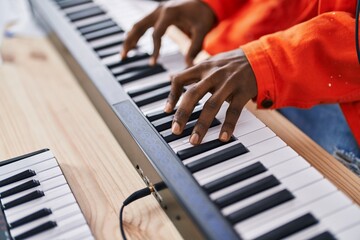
xmin=356 ymin=0 xmax=360 ymax=63
xmin=119 ymin=187 xmax=152 ymax=240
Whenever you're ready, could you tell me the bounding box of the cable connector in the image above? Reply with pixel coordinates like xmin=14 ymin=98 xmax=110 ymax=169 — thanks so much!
xmin=120 ymin=182 xmax=166 ymax=240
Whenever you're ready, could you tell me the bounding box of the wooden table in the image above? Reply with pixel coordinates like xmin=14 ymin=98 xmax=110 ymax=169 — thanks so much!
xmin=0 ymin=35 xmax=359 ymax=240
xmin=0 ymin=37 xmax=182 ymax=240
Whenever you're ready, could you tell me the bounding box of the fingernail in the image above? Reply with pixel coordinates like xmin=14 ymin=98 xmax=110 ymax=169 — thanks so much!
xmin=164 ymin=102 xmax=172 ymax=113
xmin=172 ymin=122 xmax=181 ymax=135
xmin=220 ymin=131 xmax=228 ymax=141
xmin=149 ymin=57 xmax=156 ymax=66
xmin=190 ymin=132 xmax=199 ymax=145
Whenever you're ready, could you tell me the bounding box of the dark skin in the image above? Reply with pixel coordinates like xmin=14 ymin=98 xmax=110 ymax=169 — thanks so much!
xmin=122 ymin=0 xmax=258 ymax=145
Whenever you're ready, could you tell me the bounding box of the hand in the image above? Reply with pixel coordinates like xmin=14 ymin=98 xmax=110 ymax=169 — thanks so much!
xmin=121 ymin=0 xmax=216 ymax=66
xmin=165 ymin=49 xmax=258 ymax=145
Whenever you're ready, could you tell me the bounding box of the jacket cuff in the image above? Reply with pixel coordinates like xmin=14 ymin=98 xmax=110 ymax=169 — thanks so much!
xmin=241 ymin=41 xmax=277 ymax=109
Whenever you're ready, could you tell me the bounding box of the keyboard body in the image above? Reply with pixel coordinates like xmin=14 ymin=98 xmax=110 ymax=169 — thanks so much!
xmin=0 ymin=149 xmax=93 ymax=240
xmin=29 ymin=0 xmax=360 ymax=239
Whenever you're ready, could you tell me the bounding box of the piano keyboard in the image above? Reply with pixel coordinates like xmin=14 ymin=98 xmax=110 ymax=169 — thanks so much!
xmin=0 ymin=149 xmax=93 ymax=240
xmin=30 ymin=0 xmax=360 ymax=239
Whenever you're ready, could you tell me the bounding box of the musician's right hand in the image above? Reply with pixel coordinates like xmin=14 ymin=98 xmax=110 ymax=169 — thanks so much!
xmin=121 ymin=0 xmax=216 ymax=67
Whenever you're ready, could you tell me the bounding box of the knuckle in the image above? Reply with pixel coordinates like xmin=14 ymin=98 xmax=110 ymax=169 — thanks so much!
xmin=204 ymin=99 xmax=221 ymax=112
xmin=186 ymin=85 xmax=201 ymax=98
xmin=174 ymin=107 xmax=190 ymax=121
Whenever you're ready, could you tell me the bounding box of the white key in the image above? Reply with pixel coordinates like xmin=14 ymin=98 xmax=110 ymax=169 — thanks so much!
xmin=62 ymin=3 xmax=97 ymax=14
xmin=270 ymin=156 xmax=310 ymax=179
xmin=236 ymin=179 xmax=337 ymax=233
xmin=287 ymin=205 xmax=360 ymax=239
xmin=25 ymin=214 xmax=87 ymax=240
xmin=285 ymin=224 xmax=329 ymax=240
xmin=2 ymin=175 xmax=67 ymax=204
xmin=0 ymin=151 xmax=54 ymax=176
xmin=210 ymin=172 xmax=272 ymax=200
xmin=6 ymin=193 xmax=77 ymax=223
xmin=193 ymin=137 xmax=286 ymax=181
xmin=281 ymin=167 xmax=323 ymax=192
xmin=210 ymin=161 xmax=321 ymax=202
xmin=73 ymin=14 xmax=111 ymax=28
xmin=123 ymin=72 xmax=170 ymax=92
xmin=90 ymin=33 xmax=125 ymax=51
xmin=174 ymin=116 xmax=267 ymax=154
xmin=140 ymin=99 xmax=168 ymax=114
xmin=242 ymin=191 xmax=352 ymax=239
xmin=321 ymin=204 xmax=360 ymax=234
xmin=4 ymin=184 xmax=72 ymax=216
xmin=197 ymin=144 xmax=297 ymax=186
xmin=0 ymin=164 xmax=62 ymax=193
xmin=183 ymin=127 xmax=276 ymax=167
xmin=106 ymin=57 xmax=149 ymax=75
xmin=336 ymin=223 xmax=360 ymax=240
xmin=10 ymin=203 xmax=82 ymax=237
xmin=222 ymin=185 xmax=286 ymax=216
xmin=54 ymin=224 xmax=93 ymax=239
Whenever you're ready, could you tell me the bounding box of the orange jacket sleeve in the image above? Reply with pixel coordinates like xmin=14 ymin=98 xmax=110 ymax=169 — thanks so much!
xmin=202 ymin=0 xmax=318 ymax=54
xmin=241 ymin=11 xmax=360 ymax=143
xmin=202 ymin=0 xmax=247 ymax=22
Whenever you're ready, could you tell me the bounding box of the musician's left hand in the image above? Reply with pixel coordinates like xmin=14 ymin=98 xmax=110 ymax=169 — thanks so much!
xmin=164 ymin=48 xmax=258 ymax=145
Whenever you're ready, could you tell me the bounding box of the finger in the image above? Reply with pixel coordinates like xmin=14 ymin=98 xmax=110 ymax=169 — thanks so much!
xmin=172 ymin=79 xmax=210 ymax=136
xmin=185 ymin=29 xmax=205 ymax=67
xmin=121 ymin=8 xmax=160 ymax=59
xmin=164 ymin=65 xmax=202 ymax=113
xmin=190 ymin=92 xmax=225 ymax=145
xmin=219 ymin=95 xmax=246 ymax=142
xmin=151 ymin=11 xmax=173 ymax=65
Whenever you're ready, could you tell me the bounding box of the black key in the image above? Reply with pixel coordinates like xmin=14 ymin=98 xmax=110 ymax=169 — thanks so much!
xmin=78 ymin=19 xmax=116 ymax=35
xmin=3 ymin=190 xmax=45 ymax=209
xmin=106 ymin=52 xmax=150 ymax=67
xmin=0 ymin=179 xmax=40 ymax=198
xmin=128 ymin=81 xmax=171 ymax=98
xmin=67 ymin=6 xmax=104 ymax=22
xmin=14 ymin=221 xmax=57 ymax=240
xmin=227 ymin=189 xmax=295 ymax=224
xmin=146 ymin=107 xmax=178 ymax=122
xmin=92 ymin=35 xmax=125 ymax=51
xmin=308 ymin=231 xmax=336 ymax=240
xmin=203 ymin=162 xmax=267 ymax=193
xmin=161 ymin=119 xmax=221 ymax=143
xmin=187 ymin=142 xmax=249 ymax=173
xmin=255 ymin=213 xmax=318 ymax=240
xmin=10 ymin=208 xmax=52 ymax=229
xmin=215 ymin=175 xmax=280 ymax=208
xmin=97 ymin=44 xmax=123 ymax=58
xmin=0 ymin=169 xmax=36 ymax=187
xmin=58 ymin=0 xmax=92 ymax=9
xmin=177 ymin=136 xmax=237 ymax=160
xmin=84 ymin=26 xmax=124 ymax=41
xmin=152 ymin=105 xmax=203 ymax=132
xmin=116 ymin=64 xmax=166 ymax=84
xmin=133 ymin=85 xmax=171 ymax=107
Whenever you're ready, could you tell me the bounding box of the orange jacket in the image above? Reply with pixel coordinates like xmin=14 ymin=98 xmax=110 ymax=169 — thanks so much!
xmin=203 ymin=0 xmax=360 ymax=147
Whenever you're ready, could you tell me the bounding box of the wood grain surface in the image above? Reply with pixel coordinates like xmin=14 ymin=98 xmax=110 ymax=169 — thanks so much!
xmin=0 ymin=37 xmax=182 ymax=240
